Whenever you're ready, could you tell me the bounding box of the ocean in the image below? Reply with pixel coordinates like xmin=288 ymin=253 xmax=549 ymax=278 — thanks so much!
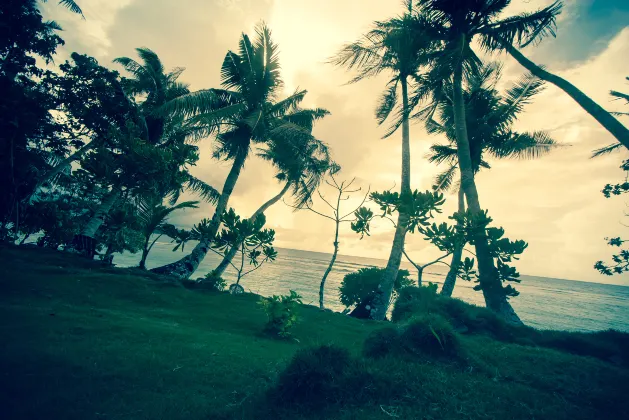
xmin=114 ymin=241 xmax=629 ymax=333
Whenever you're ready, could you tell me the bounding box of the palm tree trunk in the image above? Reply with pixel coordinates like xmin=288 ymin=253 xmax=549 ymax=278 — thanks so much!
xmin=151 ymin=151 xmax=248 ymax=279
xmin=82 ymin=187 xmax=120 ymax=238
xmin=452 ymin=44 xmax=522 ymax=325
xmin=212 ymin=181 xmax=292 ymax=277
xmin=503 ymin=42 xmax=629 ymax=149
xmin=441 ymin=186 xmax=465 ymax=297
xmin=369 ymin=76 xmax=412 ymax=321
xmin=28 ymin=140 xmax=99 ymax=203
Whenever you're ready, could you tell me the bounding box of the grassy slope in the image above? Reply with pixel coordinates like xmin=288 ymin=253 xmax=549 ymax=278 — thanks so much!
xmin=0 ymin=245 xmax=627 ymax=419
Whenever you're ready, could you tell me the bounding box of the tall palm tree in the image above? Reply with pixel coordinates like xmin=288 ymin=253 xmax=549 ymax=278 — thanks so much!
xmin=211 ymin=128 xmax=333 ymax=277
xmin=414 ymin=0 xmax=561 ymax=323
xmin=136 ymin=198 xmax=199 ymax=269
xmin=151 ymin=23 xmax=329 ymax=280
xmin=425 ymin=64 xmax=558 ymax=296
xmin=331 ymin=2 xmax=439 ymax=320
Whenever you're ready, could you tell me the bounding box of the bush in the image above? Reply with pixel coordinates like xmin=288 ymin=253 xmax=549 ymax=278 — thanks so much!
xmin=339 ymin=267 xmax=413 ymax=309
xmin=391 ymin=284 xmax=440 ymax=323
xmin=400 ymin=314 xmax=461 ymax=358
xmin=259 ymin=290 xmax=302 ymax=338
xmin=363 ymin=326 xmax=400 ymax=358
xmin=202 ymin=272 xmax=227 ymax=291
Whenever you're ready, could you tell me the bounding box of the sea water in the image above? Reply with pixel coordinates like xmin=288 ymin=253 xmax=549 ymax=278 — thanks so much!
xmin=114 ymin=241 xmax=629 ymax=332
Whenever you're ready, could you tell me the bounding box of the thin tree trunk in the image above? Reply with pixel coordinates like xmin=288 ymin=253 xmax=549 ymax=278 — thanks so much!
xmin=212 ymin=181 xmax=292 ymax=277
xmin=441 ymin=186 xmax=465 ymax=297
xmin=151 ymin=150 xmax=248 ymax=280
xmin=319 ymin=188 xmax=343 ymax=309
xmin=82 ymin=187 xmax=120 ymax=238
xmin=28 ymin=140 xmax=99 ymax=203
xmin=369 ymin=75 xmax=412 ymax=321
xmin=452 ymin=41 xmax=522 ymax=325
xmin=503 ymin=42 xmax=629 ymax=149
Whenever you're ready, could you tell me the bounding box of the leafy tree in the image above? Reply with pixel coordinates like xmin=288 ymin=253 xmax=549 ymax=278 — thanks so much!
xmin=136 ymin=198 xmax=199 ymax=269
xmin=201 ymin=209 xmax=277 ymax=292
xmin=410 ymin=0 xmax=560 ymax=324
xmin=331 ymin=2 xmax=439 ymax=320
xmin=0 ymin=0 xmax=65 ymax=233
xmin=426 ymin=63 xmax=558 ymax=296
xmin=152 ymin=23 xmax=328 ymax=279
xmin=97 ymin=203 xmax=144 ymax=263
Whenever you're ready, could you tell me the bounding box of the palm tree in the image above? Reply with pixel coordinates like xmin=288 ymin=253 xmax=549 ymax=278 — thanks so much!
xmin=497 ymin=35 xmax=629 ymax=149
xmin=136 ymin=198 xmax=199 ymax=269
xmin=151 ymin=23 xmax=329 ymax=279
xmin=41 ymin=0 xmax=84 ymax=17
xmin=425 ymin=64 xmax=558 ymax=296
xmin=331 ymin=2 xmax=439 ymax=320
xmin=211 ymin=122 xmax=333 ymax=277
xmin=414 ymin=0 xmax=561 ymax=323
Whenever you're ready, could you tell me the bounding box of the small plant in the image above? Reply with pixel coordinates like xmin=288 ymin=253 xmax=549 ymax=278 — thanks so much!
xmin=259 ymin=290 xmax=303 ymax=338
xmin=201 ymin=271 xmax=226 ymax=291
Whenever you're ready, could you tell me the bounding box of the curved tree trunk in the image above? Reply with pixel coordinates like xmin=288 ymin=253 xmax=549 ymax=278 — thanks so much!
xmin=82 ymin=187 xmax=121 ymax=238
xmin=369 ymin=76 xmax=412 ymax=321
xmin=503 ymin=42 xmax=629 ymax=149
xmin=441 ymin=186 xmax=465 ymax=297
xmin=151 ymin=151 xmax=247 ymax=280
xmin=29 ymin=140 xmax=99 ymax=203
xmin=139 ymin=234 xmax=162 ymax=269
xmin=452 ymin=45 xmax=522 ymax=325
xmin=212 ymin=180 xmax=292 ymax=277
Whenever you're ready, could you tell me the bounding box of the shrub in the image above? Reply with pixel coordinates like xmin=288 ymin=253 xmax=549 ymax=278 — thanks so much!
xmin=400 ymin=314 xmax=461 ymax=358
xmin=363 ymin=326 xmax=400 ymax=358
xmin=391 ymin=284 xmax=440 ymax=323
xmin=259 ymin=290 xmax=302 ymax=338
xmin=339 ymin=267 xmax=413 ymax=309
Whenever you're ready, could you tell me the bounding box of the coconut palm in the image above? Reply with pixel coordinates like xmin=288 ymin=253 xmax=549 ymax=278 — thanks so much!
xmin=151 ymin=23 xmax=330 ymax=279
xmin=411 ymin=0 xmax=561 ymax=323
xmin=136 ymin=198 xmax=199 ymax=269
xmin=425 ymin=64 xmax=558 ymax=296
xmin=211 ymin=123 xmax=333 ymax=277
xmin=331 ymin=1 xmax=440 ymax=320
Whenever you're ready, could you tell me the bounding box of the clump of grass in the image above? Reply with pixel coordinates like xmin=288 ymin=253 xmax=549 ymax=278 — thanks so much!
xmin=400 ymin=314 xmax=461 ymax=358
xmin=269 ymin=344 xmax=394 ymax=410
xmin=363 ymin=326 xmax=399 ymax=358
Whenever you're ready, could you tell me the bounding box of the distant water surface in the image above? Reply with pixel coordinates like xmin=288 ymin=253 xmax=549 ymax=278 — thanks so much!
xmin=114 ymin=242 xmax=629 ymax=332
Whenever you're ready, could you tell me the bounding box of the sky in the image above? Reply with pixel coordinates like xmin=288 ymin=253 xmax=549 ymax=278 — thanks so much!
xmin=41 ymin=0 xmax=629 ymax=284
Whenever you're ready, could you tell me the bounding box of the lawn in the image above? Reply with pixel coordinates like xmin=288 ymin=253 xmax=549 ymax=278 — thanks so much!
xmin=1 ymin=244 xmax=628 ymax=419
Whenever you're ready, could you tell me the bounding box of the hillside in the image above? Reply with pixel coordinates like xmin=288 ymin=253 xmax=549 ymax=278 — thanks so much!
xmin=1 ymin=245 xmax=628 ymax=420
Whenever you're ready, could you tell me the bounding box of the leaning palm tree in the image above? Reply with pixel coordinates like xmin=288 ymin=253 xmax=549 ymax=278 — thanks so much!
xmin=136 ymin=198 xmax=199 ymax=269
xmin=151 ymin=23 xmax=329 ymax=280
xmin=413 ymin=0 xmax=561 ymax=323
xmin=425 ymin=64 xmax=558 ymax=296
xmin=211 ymin=130 xmax=333 ymax=277
xmin=331 ymin=1 xmax=439 ymax=320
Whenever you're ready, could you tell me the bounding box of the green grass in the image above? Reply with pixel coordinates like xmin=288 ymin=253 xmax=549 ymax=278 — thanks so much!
xmin=1 ymin=244 xmax=628 ymax=419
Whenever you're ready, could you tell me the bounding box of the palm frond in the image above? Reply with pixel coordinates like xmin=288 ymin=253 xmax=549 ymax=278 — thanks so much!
xmin=490 ymin=131 xmax=558 ymax=159
xmin=156 ymin=89 xmax=242 ymax=117
xmin=591 ymin=142 xmax=623 ymax=158
xmin=478 ymin=1 xmax=563 ymax=50
xmin=426 ymin=144 xmax=458 ymax=165
xmin=185 ymin=175 xmax=221 ymax=204
xmin=433 ymin=164 xmax=457 ymax=192
xmin=610 ymin=90 xmax=629 ymax=104
xmin=376 ymin=79 xmax=399 ymax=126
xmin=56 ymin=0 xmax=84 ymax=17
xmin=501 ymin=71 xmax=544 ymax=120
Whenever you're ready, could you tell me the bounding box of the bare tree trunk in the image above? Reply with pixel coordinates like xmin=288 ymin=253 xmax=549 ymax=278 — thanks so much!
xmin=28 ymin=140 xmax=99 ymax=203
xmin=441 ymin=186 xmax=465 ymax=297
xmin=151 ymin=150 xmax=248 ymax=280
xmin=319 ymin=191 xmax=342 ymax=309
xmin=503 ymin=42 xmax=629 ymax=150
xmin=139 ymin=234 xmax=162 ymax=269
xmin=82 ymin=187 xmax=120 ymax=238
xmin=369 ymin=76 xmax=411 ymax=321
xmin=452 ymin=44 xmax=522 ymax=325
xmin=212 ymin=181 xmax=292 ymax=277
